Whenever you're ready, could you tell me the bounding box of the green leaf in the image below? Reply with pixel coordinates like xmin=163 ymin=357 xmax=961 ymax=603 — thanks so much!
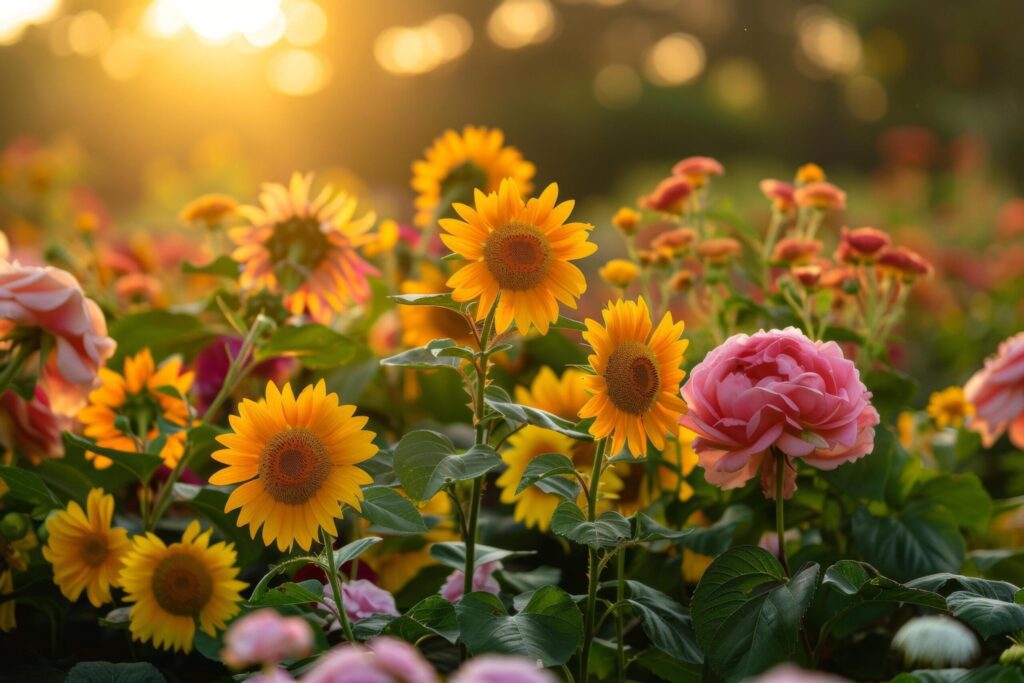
xmin=61 ymin=432 xmax=164 ymax=484
xmin=257 ymin=324 xmax=356 ymax=369
xmin=634 ymin=647 xmax=703 ymax=683
xmin=631 ymin=513 xmax=695 ymax=543
xmin=484 ymin=390 xmax=592 ymax=440
xmin=515 ymin=453 xmax=580 ymax=500
xmin=358 ymin=486 xmax=428 ymax=534
xmin=552 ymin=315 xmax=587 ymax=331
xmin=388 ymin=293 xmax=462 ymax=311
xmin=386 ymin=595 xmax=459 ymax=643
xmin=822 ymin=560 xmax=947 ymax=611
xmin=392 ymin=431 xmax=501 ymax=501
xmin=455 ymin=585 xmax=583 ymax=666
xmin=551 ymin=502 xmax=631 ymax=549
xmin=690 ymin=546 xmax=819 ymax=680
xmin=248 ymin=579 xmax=323 ymax=607
xmin=182 ymin=255 xmax=239 ymax=278
xmin=381 ymin=339 xmax=466 ymax=370
xmin=907 ymin=573 xmax=1018 ymax=602
xmin=0 ymin=465 xmax=61 ymax=515
xmin=66 ymin=661 xmax=166 ymax=683
xmin=623 ymin=581 xmax=702 ymax=664
xmin=97 ymin=606 xmax=132 ymax=629
xmin=171 ymin=484 xmax=260 ymax=566
xmin=109 ymin=310 xmax=214 ymax=364
xmin=821 ymin=428 xmax=894 ymax=501
xmin=333 ymin=536 xmax=383 ymax=567
xmin=429 ymin=542 xmax=535 ymax=571
xmin=912 ymin=473 xmax=992 ymax=531
xmin=947 ymin=591 xmax=1024 ymax=638
xmin=852 ymin=504 xmax=966 ymax=583
xmin=680 ymin=505 xmax=752 ymax=556
xmin=250 ymin=555 xmax=321 ymax=601
xmin=863 ymin=367 xmax=918 ymax=422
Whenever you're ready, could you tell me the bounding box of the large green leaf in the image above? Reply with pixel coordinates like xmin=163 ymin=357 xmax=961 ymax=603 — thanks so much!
xmin=354 ymin=595 xmax=460 ymax=644
xmin=822 ymin=560 xmax=947 ymax=611
xmin=381 ymin=339 xmax=467 ymax=370
xmin=863 ymin=367 xmax=918 ymax=422
xmin=691 ymin=546 xmax=819 ymax=680
xmin=631 ymin=513 xmax=695 ymax=543
xmin=455 ymin=585 xmax=583 ymax=666
xmin=358 ymin=486 xmax=427 ymax=534
xmin=911 ymin=473 xmax=992 ymax=531
xmin=907 ymin=573 xmax=1018 ymax=602
xmin=484 ymin=389 xmax=592 ymax=440
xmin=623 ymin=581 xmax=702 ymax=664
xmin=333 ymin=536 xmax=383 ymax=567
xmin=257 ymin=324 xmax=356 ymax=369
xmin=108 ymin=310 xmax=214 ymax=363
xmin=680 ymin=505 xmax=752 ymax=556
xmin=0 ymin=465 xmax=61 ymax=516
xmin=821 ymin=428 xmax=895 ymax=501
xmin=551 ymin=502 xmax=631 ymax=549
xmin=62 ymin=432 xmax=165 ymax=484
xmin=515 ymin=453 xmax=580 ymax=499
xmin=388 ymin=293 xmax=462 ymax=311
xmin=66 ymin=661 xmax=166 ymax=682
xmin=392 ymin=430 xmax=501 ymax=501
xmin=947 ymin=591 xmax=1024 ymax=638
xmin=430 ymin=542 xmax=535 ymax=571
xmin=852 ymin=504 xmax=965 ymax=582
xmin=248 ymin=579 xmax=323 ymax=607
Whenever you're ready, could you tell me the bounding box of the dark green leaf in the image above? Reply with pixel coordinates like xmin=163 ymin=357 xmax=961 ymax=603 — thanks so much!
xmin=62 ymin=432 xmax=164 ymax=484
xmin=109 ymin=311 xmax=214 ymax=363
xmin=388 ymin=293 xmax=461 ymax=310
xmin=516 ymin=453 xmax=579 ymax=498
xmin=624 ymin=581 xmax=702 ymax=664
xmin=182 ymin=255 xmax=239 ymax=278
xmin=429 ymin=542 xmax=535 ymax=571
xmin=0 ymin=465 xmax=61 ymax=514
xmin=66 ymin=661 xmax=166 ymax=683
xmin=257 ymin=324 xmax=356 ymax=369
xmin=333 ymin=536 xmax=383 ymax=567
xmin=552 ymin=315 xmax=587 ymax=331
xmin=821 ymin=428 xmax=894 ymax=501
xmin=632 ymin=513 xmax=695 ymax=543
xmin=852 ymin=504 xmax=965 ymax=583
xmin=386 ymin=595 xmax=459 ymax=643
xmin=392 ymin=431 xmax=501 ymax=501
xmin=947 ymin=591 xmax=1024 ymax=638
xmin=551 ymin=502 xmax=631 ymax=549
xmin=912 ymin=473 xmax=992 ymax=530
xmin=863 ymin=367 xmax=918 ymax=422
xmin=680 ymin=505 xmax=752 ymax=556
xmin=248 ymin=579 xmax=323 ymax=607
xmin=381 ymin=339 xmax=465 ymax=370
xmin=907 ymin=573 xmax=1018 ymax=602
xmin=358 ymin=486 xmax=428 ymax=534
xmin=822 ymin=560 xmax=947 ymax=611
xmin=484 ymin=390 xmax=592 ymax=440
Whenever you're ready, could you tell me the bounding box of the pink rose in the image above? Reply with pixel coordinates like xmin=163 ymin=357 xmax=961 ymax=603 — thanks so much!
xmin=0 ymin=260 xmax=115 ymax=416
xmin=965 ymin=332 xmax=1024 ymax=449
xmin=752 ymin=664 xmax=850 ymax=682
xmin=440 ymin=561 xmax=502 ymax=603
xmin=680 ymin=328 xmax=878 ymax=499
xmin=221 ymin=609 xmax=314 ymax=669
xmin=449 ymin=656 xmax=558 ymax=683
xmin=320 ymin=579 xmax=399 ymax=628
xmin=302 ymin=638 xmax=438 ymax=683
xmin=0 ymin=388 xmax=65 ymax=464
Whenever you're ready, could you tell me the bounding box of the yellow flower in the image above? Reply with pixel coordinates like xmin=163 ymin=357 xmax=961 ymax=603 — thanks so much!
xmin=0 ymin=531 xmax=33 ymax=632
xmin=441 ymin=178 xmax=597 ymax=335
xmin=795 ymin=163 xmax=825 ymax=184
xmin=231 ymin=172 xmax=377 ymax=324
xmin=77 ymin=349 xmax=194 ymax=469
xmin=612 ymin=207 xmax=641 ymax=235
xmin=579 ymin=298 xmax=689 ymax=457
xmin=411 ymin=126 xmax=535 ymax=229
xmin=363 ymin=219 xmax=400 ymax=258
xmin=656 ymin=427 xmax=699 ymax=502
xmin=926 ymin=386 xmax=974 ymax=429
xmin=398 ymin=263 xmax=475 ymax=349
xmin=75 ymin=211 xmax=100 ymax=235
xmin=681 ymin=511 xmax=713 ymax=584
xmin=119 ymin=520 xmax=246 ymax=653
xmin=42 ymin=488 xmax=131 ymax=607
xmin=179 ymin=193 xmax=238 ymax=228
xmin=210 ymin=381 xmax=378 ymax=551
xmin=599 ymin=259 xmax=639 ymax=289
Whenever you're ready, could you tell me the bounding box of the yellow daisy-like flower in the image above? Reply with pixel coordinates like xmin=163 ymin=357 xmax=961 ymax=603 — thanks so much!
xmin=78 ymin=348 xmax=194 ymax=469
xmin=441 ymin=178 xmax=597 ymax=335
xmin=179 ymin=193 xmax=238 ymax=228
xmin=210 ymin=380 xmax=378 ymax=551
xmin=42 ymin=488 xmax=131 ymax=608
xmin=231 ymin=172 xmax=378 ymax=324
xmin=656 ymin=427 xmax=699 ymax=502
xmin=579 ymin=298 xmax=689 ymax=458
xmin=926 ymin=386 xmax=975 ymax=429
xmin=119 ymin=520 xmax=245 ymax=653
xmin=599 ymin=259 xmax=640 ymax=290
xmin=398 ymin=263 xmax=475 ymax=349
xmin=411 ymin=126 xmax=535 ymax=228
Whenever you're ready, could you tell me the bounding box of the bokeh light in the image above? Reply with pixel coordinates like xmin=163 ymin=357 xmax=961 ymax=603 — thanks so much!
xmin=267 ymin=48 xmax=330 ymax=95
xmin=593 ymin=64 xmax=643 ymax=109
xmin=487 ymin=0 xmax=557 ymax=50
xmin=644 ymin=32 xmax=705 ymax=86
xmin=375 ymin=14 xmax=472 ymax=76
xmin=67 ymin=11 xmax=111 ymax=57
xmin=709 ymin=58 xmax=766 ymax=111
xmin=797 ymin=6 xmax=862 ymax=76
xmin=0 ymin=0 xmax=61 ymax=45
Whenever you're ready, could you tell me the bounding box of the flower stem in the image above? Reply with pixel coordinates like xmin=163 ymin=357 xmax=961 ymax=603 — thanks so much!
xmin=0 ymin=343 xmax=32 ymax=395
xmin=580 ymin=438 xmax=607 ymax=683
xmin=321 ymin=527 xmax=356 ymax=643
xmin=774 ymin=452 xmax=791 ymax=576
xmin=615 ymin=549 xmax=627 ymax=683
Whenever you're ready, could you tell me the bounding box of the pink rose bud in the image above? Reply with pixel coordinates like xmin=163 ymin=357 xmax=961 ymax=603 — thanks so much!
xmin=440 ymin=561 xmax=502 ymax=603
xmin=320 ymin=579 xmax=399 ymax=628
xmin=965 ymin=332 xmax=1024 ymax=449
xmin=221 ymin=609 xmax=314 ymax=669
xmin=302 ymin=638 xmax=438 ymax=683
xmin=450 ymin=655 xmax=558 ymax=683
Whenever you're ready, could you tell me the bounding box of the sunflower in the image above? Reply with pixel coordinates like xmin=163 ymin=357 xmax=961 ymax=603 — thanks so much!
xmin=398 ymin=263 xmax=475 ymax=349
xmin=927 ymin=386 xmax=974 ymax=429
xmin=42 ymin=488 xmax=131 ymax=607
xmin=495 ymin=368 xmax=622 ymax=531
xmin=210 ymin=380 xmax=378 ymax=551
xmin=78 ymin=348 xmax=194 ymax=469
xmin=411 ymin=126 xmax=535 ymax=228
xmin=441 ymin=178 xmax=597 ymax=335
xmin=119 ymin=520 xmax=245 ymax=653
xmin=579 ymin=298 xmax=689 ymax=458
xmin=231 ymin=172 xmax=378 ymax=324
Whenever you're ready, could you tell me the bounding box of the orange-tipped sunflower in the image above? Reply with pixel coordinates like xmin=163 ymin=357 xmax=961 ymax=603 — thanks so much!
xmin=119 ymin=520 xmax=245 ymax=653
xmin=77 ymin=348 xmax=194 ymax=469
xmin=231 ymin=172 xmax=378 ymax=324
xmin=441 ymin=178 xmax=596 ymax=335
xmin=42 ymin=488 xmax=131 ymax=607
xmin=579 ymin=298 xmax=689 ymax=457
xmin=411 ymin=126 xmax=535 ymax=228
xmin=210 ymin=380 xmax=378 ymax=551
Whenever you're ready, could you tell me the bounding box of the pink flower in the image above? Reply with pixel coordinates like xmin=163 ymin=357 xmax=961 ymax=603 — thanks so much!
xmin=302 ymin=638 xmax=438 ymax=683
xmin=449 ymin=656 xmax=558 ymax=683
xmin=672 ymin=156 xmax=725 ymax=186
xmin=752 ymin=664 xmax=850 ymax=682
xmin=794 ymin=182 xmax=846 ymax=210
xmin=320 ymin=579 xmax=399 ymax=627
xmin=760 ymin=179 xmax=795 ymax=212
xmin=965 ymin=332 xmax=1024 ymax=449
xmin=221 ymin=609 xmax=314 ymax=669
xmin=0 ymin=388 xmax=65 ymax=464
xmin=193 ymin=336 xmax=296 ymax=412
xmin=440 ymin=561 xmax=502 ymax=603
xmin=639 ymin=176 xmax=693 ymax=214
xmin=680 ymin=328 xmax=878 ymax=499
xmin=0 ymin=260 xmax=116 ymax=416
xmin=248 ymin=668 xmax=296 ymax=683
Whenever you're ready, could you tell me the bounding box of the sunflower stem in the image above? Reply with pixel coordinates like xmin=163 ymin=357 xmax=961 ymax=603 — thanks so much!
xmin=774 ymin=451 xmax=790 ymax=577
xmin=580 ymin=438 xmax=608 ymax=683
xmin=615 ymin=549 xmax=627 ymax=683
xmin=321 ymin=527 xmax=357 ymax=643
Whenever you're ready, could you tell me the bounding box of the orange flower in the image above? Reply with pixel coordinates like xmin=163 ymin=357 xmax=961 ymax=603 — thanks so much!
xmin=639 ymin=176 xmax=692 ymax=214
xmin=837 ymin=226 xmax=890 ymax=263
xmin=794 ymin=181 xmax=846 ymax=210
xmin=795 ymin=163 xmax=825 ymax=184
xmin=651 ymin=228 xmax=697 ymax=256
xmin=179 ymin=193 xmax=238 ymax=228
xmin=759 ymin=179 xmax=795 ymax=212
xmin=672 ymin=156 xmax=724 ymax=187
xmin=612 ymin=207 xmax=641 ymax=235
xmin=771 ymin=237 xmax=822 ymax=265
xmin=697 ymin=237 xmax=742 ymax=265
xmin=876 ymin=246 xmax=933 ymax=280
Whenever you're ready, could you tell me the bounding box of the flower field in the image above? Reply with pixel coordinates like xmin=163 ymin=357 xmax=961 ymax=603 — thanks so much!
xmin=2 ymin=4 xmax=1024 ymax=682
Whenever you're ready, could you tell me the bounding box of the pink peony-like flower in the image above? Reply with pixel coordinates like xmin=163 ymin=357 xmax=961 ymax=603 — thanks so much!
xmin=193 ymin=335 xmax=296 ymax=413
xmin=247 ymin=669 xmax=295 ymax=683
xmin=320 ymin=579 xmax=399 ymax=628
xmin=449 ymin=656 xmax=558 ymax=683
xmin=302 ymin=638 xmax=438 ymax=683
xmin=752 ymin=664 xmax=851 ymax=682
xmin=672 ymin=156 xmax=725 ymax=186
xmin=0 ymin=260 xmax=116 ymax=417
xmin=440 ymin=561 xmax=502 ymax=603
xmin=965 ymin=332 xmax=1024 ymax=449
xmin=680 ymin=328 xmax=878 ymax=499
xmin=221 ymin=608 xmax=314 ymax=669
xmin=0 ymin=388 xmax=65 ymax=464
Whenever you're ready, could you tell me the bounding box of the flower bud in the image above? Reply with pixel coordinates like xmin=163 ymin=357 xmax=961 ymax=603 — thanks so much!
xmin=599 ymin=259 xmax=640 ymax=289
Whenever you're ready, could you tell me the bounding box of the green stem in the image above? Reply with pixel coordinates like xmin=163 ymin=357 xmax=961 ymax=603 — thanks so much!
xmin=615 ymin=550 xmax=627 ymax=683
xmin=774 ymin=451 xmax=790 ymax=576
xmin=321 ymin=527 xmax=356 ymax=643
xmin=580 ymin=438 xmax=608 ymax=682
xmin=0 ymin=343 xmax=32 ymax=395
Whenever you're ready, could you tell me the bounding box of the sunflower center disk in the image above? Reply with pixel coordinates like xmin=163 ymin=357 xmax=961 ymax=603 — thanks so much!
xmin=151 ymin=552 xmax=213 ymax=616
xmin=483 ymin=222 xmax=553 ymax=291
xmin=123 ymin=391 xmax=162 ymax=437
xmin=604 ymin=341 xmax=661 ymax=415
xmin=259 ymin=427 xmax=331 ymax=505
xmin=265 ymin=217 xmax=332 ymax=291
xmin=439 ymin=161 xmax=488 ymax=211
xmin=80 ymin=537 xmax=108 ymax=567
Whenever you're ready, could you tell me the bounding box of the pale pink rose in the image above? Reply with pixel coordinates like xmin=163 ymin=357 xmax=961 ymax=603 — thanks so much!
xmin=0 ymin=388 xmax=65 ymax=464
xmin=0 ymin=260 xmax=115 ymax=416
xmin=965 ymin=332 xmax=1024 ymax=449
xmin=449 ymin=656 xmax=558 ymax=683
xmin=302 ymin=638 xmax=438 ymax=683
xmin=249 ymin=668 xmax=296 ymax=683
xmin=680 ymin=328 xmax=878 ymax=499
xmin=221 ymin=609 xmax=314 ymax=669
xmin=320 ymin=579 xmax=399 ymax=628
xmin=440 ymin=561 xmax=502 ymax=603
xmin=752 ymin=664 xmax=850 ymax=682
